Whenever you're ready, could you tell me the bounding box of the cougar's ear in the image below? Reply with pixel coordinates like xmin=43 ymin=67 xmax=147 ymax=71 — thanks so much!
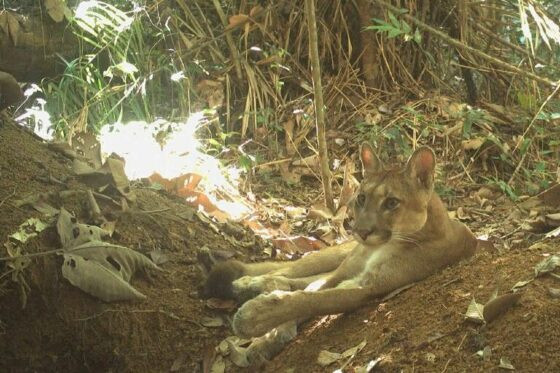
xmin=360 ymin=142 xmax=382 ymax=175
xmin=406 ymin=146 xmax=435 ymax=189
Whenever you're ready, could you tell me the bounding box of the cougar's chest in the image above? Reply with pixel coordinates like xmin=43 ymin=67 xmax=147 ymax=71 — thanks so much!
xmin=355 ymin=241 xmax=402 ymax=285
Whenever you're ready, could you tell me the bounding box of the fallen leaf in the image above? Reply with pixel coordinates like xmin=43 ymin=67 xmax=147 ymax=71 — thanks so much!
xmin=534 ymin=255 xmax=560 ymax=277
xmin=62 ymin=253 xmax=147 ymax=302
xmin=9 ymin=217 xmax=48 ymax=243
xmin=499 ymin=357 xmax=515 ymax=370
xmin=148 ymin=249 xmax=170 ymax=265
xmin=317 ymin=350 xmax=342 ymax=367
xmin=545 ymin=226 xmax=560 ymax=238
xmin=56 ymin=208 xmax=109 ymax=248
xmin=511 ymin=279 xmax=532 ymax=292
xmin=210 ymin=354 xmax=225 ymax=373
xmin=284 ymin=206 xmax=307 ymax=219
xmin=475 ymin=346 xmax=492 ymax=361
xmin=272 ymin=235 xmax=325 ymax=253
xmin=425 ymin=352 xmax=436 ymax=362
xmin=547 ymin=287 xmax=560 ymax=298
xmin=308 ymin=203 xmax=334 ymax=221
xmin=226 ymin=338 xmax=250 ymax=367
xmin=206 ymin=298 xmax=236 ymax=311
xmin=201 ymin=316 xmax=224 ymax=328
xmin=317 ymin=340 xmax=366 ymax=367
xmin=341 ymin=339 xmax=366 ymax=358
xmin=465 ymin=298 xmax=485 ymax=324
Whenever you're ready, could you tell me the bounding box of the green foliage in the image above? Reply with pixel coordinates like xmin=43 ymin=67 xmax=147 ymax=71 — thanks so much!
xmin=43 ymin=1 xmax=195 ymax=137
xmin=366 ymin=11 xmax=421 ymax=44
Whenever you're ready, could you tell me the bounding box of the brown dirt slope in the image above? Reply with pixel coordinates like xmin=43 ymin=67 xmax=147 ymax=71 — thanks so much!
xmin=1 ymin=119 xmax=559 ymax=373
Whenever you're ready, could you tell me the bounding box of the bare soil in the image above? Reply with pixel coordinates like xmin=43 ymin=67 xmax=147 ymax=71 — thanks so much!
xmin=1 ymin=118 xmax=559 ymax=373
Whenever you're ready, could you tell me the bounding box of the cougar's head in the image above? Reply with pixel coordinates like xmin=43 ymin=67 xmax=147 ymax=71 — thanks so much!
xmin=351 ymin=143 xmax=436 ymax=246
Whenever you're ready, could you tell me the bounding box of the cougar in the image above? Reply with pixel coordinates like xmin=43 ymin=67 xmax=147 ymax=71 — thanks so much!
xmin=203 ymin=143 xmax=478 ymax=364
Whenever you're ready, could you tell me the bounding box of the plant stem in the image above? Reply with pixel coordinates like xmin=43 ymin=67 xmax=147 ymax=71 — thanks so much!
xmin=304 ymin=0 xmax=335 ymax=212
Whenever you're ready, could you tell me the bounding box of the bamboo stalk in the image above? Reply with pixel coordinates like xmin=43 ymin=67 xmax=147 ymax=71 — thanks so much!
xmin=304 ymin=0 xmax=335 ymax=212
xmin=211 ymin=0 xmax=243 ymax=80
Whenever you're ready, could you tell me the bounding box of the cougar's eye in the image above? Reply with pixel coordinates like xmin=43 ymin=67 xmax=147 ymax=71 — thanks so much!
xmin=356 ymin=193 xmax=366 ymax=206
xmin=384 ymin=197 xmax=400 ymax=210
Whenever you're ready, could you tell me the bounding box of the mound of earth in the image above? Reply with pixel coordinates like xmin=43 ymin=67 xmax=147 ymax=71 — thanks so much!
xmin=1 ymin=118 xmax=559 ymax=373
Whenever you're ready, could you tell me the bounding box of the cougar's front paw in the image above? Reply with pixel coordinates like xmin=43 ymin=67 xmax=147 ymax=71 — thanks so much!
xmin=232 ymin=275 xmax=292 ymax=302
xmin=232 ymin=292 xmax=288 ymax=338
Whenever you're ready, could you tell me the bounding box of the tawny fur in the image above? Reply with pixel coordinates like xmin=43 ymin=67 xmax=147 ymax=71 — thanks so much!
xmin=204 ymin=143 xmax=477 ymax=347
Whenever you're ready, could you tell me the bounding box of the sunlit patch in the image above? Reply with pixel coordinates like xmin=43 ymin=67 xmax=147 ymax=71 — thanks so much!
xmin=309 ymin=314 xmax=341 ymax=333
xmin=15 ymin=86 xmax=53 ymax=141
xmin=170 ymin=71 xmax=185 ymax=82
xmin=270 ymin=290 xmax=290 ymax=298
xmin=98 ymin=112 xmax=251 ymax=220
xmin=306 ymin=278 xmax=327 ymax=292
xmin=477 ymin=234 xmax=489 ymax=240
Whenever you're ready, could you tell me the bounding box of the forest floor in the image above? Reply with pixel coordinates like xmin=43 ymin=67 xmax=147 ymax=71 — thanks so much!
xmin=1 ymin=116 xmax=559 ymax=373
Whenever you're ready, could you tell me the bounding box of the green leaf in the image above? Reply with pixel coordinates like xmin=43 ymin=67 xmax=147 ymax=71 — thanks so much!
xmin=413 ymin=28 xmax=422 ymax=44
xmin=401 ymin=20 xmax=411 ymax=34
xmin=388 ymin=28 xmax=403 ymax=38
xmin=388 ymin=12 xmax=400 ymax=27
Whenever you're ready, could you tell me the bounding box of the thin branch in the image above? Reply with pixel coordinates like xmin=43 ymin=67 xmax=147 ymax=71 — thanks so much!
xmin=507 ymin=83 xmax=560 ymax=185
xmin=472 ymin=22 xmax=548 ymax=67
xmin=179 ymin=3 xmax=277 ymax=60
xmin=373 ymin=0 xmax=558 ymax=87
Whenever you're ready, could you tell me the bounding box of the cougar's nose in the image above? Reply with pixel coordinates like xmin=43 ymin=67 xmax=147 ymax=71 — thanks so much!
xmin=355 ymin=228 xmax=372 ymax=241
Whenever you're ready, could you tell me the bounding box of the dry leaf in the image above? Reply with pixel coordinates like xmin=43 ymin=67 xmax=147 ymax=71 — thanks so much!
xmin=6 ymin=11 xmax=20 ymax=45
xmin=308 ymin=203 xmax=334 ymax=221
xmin=206 ymin=298 xmax=236 ymax=311
xmin=0 ymin=11 xmax=21 ymax=46
xmin=547 ymin=287 xmax=560 ymax=298
xmin=499 ymin=357 xmax=515 ymax=370
xmin=476 ymin=346 xmax=492 ymax=361
xmin=226 ymin=14 xmax=249 ymax=30
xmin=317 ymin=340 xmax=366 ymax=367
xmin=462 ymin=137 xmax=485 ymax=150
xmin=511 ymin=279 xmax=532 ymax=291
xmin=201 ymin=316 xmax=224 ymax=328
xmin=45 ymin=0 xmax=69 ymax=23
xmin=62 ymin=254 xmax=147 ymax=302
xmin=534 ymin=255 xmax=560 ymax=277
xmin=465 ymin=298 xmax=485 ymax=323
xmin=317 ymin=350 xmax=342 ymax=367
xmin=56 ymin=208 xmax=109 ymax=248
xmin=272 ymin=235 xmax=325 ymax=253
xmin=70 ymin=241 xmax=160 ymax=281
xmin=226 ymin=338 xmax=250 ymax=367
xmin=249 ymin=5 xmax=263 ymax=17
xmin=210 ymin=354 xmax=225 ymax=373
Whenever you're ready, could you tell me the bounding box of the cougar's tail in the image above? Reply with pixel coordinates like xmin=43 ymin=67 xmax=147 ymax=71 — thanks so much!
xmin=202 ymin=260 xmax=246 ymax=299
